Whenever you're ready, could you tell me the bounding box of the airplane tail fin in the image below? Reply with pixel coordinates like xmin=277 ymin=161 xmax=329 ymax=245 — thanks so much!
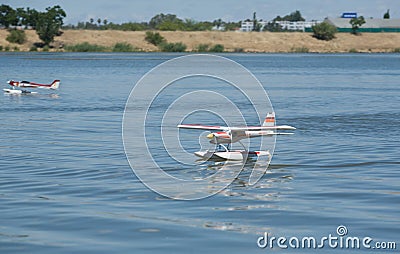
xmin=262 ymin=112 xmax=275 ymax=127
xmin=50 ymin=80 xmax=60 ymax=90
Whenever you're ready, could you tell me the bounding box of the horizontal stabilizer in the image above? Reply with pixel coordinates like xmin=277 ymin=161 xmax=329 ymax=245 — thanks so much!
xmin=269 ymin=132 xmax=294 ymax=135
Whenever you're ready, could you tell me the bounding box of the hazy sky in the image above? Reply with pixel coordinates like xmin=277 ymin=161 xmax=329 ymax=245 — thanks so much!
xmin=2 ymin=0 xmax=399 ymax=24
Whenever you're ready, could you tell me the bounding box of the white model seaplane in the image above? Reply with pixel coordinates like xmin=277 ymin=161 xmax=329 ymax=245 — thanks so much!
xmin=3 ymin=79 xmax=60 ymax=94
xmin=178 ymin=112 xmax=295 ymax=161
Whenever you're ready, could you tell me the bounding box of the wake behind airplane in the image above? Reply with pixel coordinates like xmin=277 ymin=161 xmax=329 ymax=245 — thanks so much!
xmin=4 ymin=79 xmax=60 ymax=94
xmin=178 ymin=112 xmax=295 ymax=161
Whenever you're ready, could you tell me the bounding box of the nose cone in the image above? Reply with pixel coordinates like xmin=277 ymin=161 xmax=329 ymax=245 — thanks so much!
xmin=206 ymin=133 xmax=214 ymax=139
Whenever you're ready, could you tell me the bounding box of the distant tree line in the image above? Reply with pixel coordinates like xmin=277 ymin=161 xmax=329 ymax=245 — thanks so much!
xmin=0 ymin=4 xmax=66 ymax=46
xmin=63 ymin=13 xmax=241 ymax=31
xmin=1 ymin=4 xmax=387 ymax=50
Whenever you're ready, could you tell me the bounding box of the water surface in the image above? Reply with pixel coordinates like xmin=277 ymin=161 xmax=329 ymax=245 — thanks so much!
xmin=0 ymin=53 xmax=399 ymax=253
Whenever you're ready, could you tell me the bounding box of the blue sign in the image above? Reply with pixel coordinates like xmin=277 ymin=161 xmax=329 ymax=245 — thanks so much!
xmin=342 ymin=13 xmax=357 ymax=18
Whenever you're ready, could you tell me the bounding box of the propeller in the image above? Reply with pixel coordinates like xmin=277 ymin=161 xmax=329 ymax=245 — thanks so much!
xmin=206 ymin=133 xmax=214 ymax=139
xmin=206 ymin=132 xmax=218 ymax=145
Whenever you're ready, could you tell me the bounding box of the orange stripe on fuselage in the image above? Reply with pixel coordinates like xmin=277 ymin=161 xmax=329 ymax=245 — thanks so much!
xmin=214 ymin=132 xmax=230 ymax=139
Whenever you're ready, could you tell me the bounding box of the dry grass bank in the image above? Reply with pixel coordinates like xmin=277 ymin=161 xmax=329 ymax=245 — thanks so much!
xmin=1 ymin=29 xmax=400 ymax=53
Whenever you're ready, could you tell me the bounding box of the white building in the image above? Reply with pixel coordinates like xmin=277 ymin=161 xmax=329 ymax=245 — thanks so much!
xmin=211 ymin=25 xmax=226 ymax=31
xmin=240 ymin=21 xmax=253 ymax=31
xmin=240 ymin=20 xmax=321 ymax=32
xmin=240 ymin=20 xmax=268 ymax=31
xmin=275 ymin=21 xmax=321 ymax=31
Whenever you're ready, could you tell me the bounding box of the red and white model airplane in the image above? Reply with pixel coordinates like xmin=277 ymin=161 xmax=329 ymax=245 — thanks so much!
xmin=178 ymin=112 xmax=295 ymax=161
xmin=4 ymin=80 xmax=60 ymax=94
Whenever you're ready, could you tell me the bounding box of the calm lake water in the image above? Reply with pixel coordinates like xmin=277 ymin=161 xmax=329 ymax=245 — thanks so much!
xmin=0 ymin=53 xmax=399 ymax=253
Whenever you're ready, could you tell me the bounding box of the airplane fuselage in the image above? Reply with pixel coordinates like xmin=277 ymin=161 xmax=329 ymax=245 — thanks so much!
xmin=7 ymin=80 xmax=60 ymax=90
xmin=208 ymin=130 xmax=275 ymax=144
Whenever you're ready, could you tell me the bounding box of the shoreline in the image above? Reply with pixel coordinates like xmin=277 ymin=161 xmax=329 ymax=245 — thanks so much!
xmin=1 ymin=30 xmax=400 ymax=53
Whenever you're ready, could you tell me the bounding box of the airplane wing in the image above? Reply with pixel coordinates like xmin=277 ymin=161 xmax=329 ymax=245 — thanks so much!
xmin=230 ymin=129 xmax=294 ymax=138
xmin=230 ymin=125 xmax=296 ymax=130
xmin=177 ymin=124 xmax=227 ymax=131
xmin=177 ymin=124 xmax=296 ymax=131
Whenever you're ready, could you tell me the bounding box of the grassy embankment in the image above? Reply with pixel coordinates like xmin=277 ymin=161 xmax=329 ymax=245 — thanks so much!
xmin=1 ymin=29 xmax=400 ymax=53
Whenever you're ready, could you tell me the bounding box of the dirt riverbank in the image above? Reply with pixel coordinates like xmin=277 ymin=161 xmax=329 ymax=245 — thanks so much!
xmin=1 ymin=29 xmax=399 ymax=53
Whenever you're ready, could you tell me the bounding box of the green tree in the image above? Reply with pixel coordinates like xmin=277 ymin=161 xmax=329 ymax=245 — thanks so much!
xmin=190 ymin=20 xmax=213 ymax=31
xmin=181 ymin=18 xmax=211 ymax=31
xmin=157 ymin=20 xmax=184 ymax=31
xmin=120 ymin=22 xmax=146 ymax=31
xmin=35 ymin=5 xmax=66 ymax=46
xmin=149 ymin=13 xmax=183 ymax=29
xmin=312 ymin=22 xmax=337 ymax=41
xmin=25 ymin=8 xmax=39 ymax=28
xmin=252 ymin=12 xmax=257 ymax=31
xmin=289 ymin=10 xmax=305 ymax=21
xmin=0 ymin=4 xmax=18 ymax=28
xmin=158 ymin=42 xmax=186 ymax=52
xmin=383 ymin=9 xmax=390 ymax=19
xmin=6 ymin=29 xmax=26 ymax=44
xmin=254 ymin=22 xmax=263 ymax=32
xmin=273 ymin=10 xmax=305 ymax=22
xmin=209 ymin=44 xmax=224 ymax=52
xmin=224 ymin=21 xmax=241 ymax=31
xmin=213 ymin=19 xmax=222 ymax=28
xmin=112 ymin=42 xmax=136 ymax=52
xmin=144 ymin=31 xmax=165 ymax=46
xmin=263 ymin=22 xmax=284 ymax=32
xmin=195 ymin=43 xmax=210 ymax=52
xmin=349 ymin=16 xmax=366 ymax=35
xmin=15 ymin=8 xmax=26 ymax=26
